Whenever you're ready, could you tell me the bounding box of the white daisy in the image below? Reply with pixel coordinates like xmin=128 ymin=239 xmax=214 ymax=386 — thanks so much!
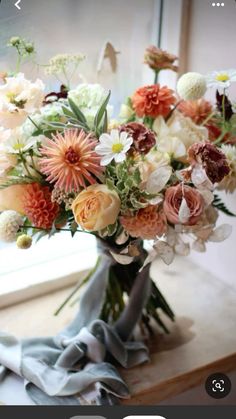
xmin=95 ymin=129 xmax=133 ymax=166
xmin=206 ymin=69 xmax=236 ymax=89
xmin=2 ymin=128 xmax=38 ymax=154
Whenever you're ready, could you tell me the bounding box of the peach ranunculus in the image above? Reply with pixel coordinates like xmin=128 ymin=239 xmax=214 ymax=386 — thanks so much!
xmin=0 ymin=184 xmax=28 ymax=214
xmin=163 ymin=184 xmax=204 ymax=226
xmin=72 ymin=184 xmax=121 ymax=231
xmin=131 ymin=84 xmax=175 ymax=118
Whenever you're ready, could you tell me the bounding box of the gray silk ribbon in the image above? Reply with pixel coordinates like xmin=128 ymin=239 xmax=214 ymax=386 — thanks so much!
xmin=0 ymin=253 xmax=151 ymax=405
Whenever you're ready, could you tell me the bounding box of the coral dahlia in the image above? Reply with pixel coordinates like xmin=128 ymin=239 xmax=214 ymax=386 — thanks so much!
xmin=120 ymin=205 xmax=167 ymax=240
xmin=40 ymin=130 xmax=102 ymax=192
xmin=132 ymin=84 xmax=175 ymax=118
xmin=23 ymin=183 xmax=59 ymax=229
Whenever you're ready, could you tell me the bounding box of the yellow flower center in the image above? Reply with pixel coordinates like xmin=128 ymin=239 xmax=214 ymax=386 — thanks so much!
xmin=13 ymin=141 xmax=24 ymax=150
xmin=215 ymin=73 xmax=230 ymax=82
xmin=7 ymin=92 xmax=17 ymax=103
xmin=112 ymin=143 xmax=124 ymax=153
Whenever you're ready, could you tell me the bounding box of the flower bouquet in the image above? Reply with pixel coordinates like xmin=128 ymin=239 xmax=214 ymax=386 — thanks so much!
xmin=0 ymin=39 xmax=235 ymax=405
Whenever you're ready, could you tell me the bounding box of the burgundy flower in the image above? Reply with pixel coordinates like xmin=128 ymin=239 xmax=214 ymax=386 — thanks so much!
xmin=188 ymin=142 xmax=230 ymax=184
xmin=119 ymin=122 xmax=156 ymax=155
xmin=44 ymin=84 xmax=68 ymax=104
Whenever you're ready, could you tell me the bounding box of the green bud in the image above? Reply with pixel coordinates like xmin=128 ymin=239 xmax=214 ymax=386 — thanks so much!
xmin=9 ymin=36 xmax=21 ymax=47
xmin=25 ymin=43 xmax=34 ymax=54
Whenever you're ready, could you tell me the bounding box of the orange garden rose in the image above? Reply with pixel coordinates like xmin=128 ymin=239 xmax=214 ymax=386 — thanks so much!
xmin=0 ymin=184 xmax=27 ymax=214
xmin=72 ymin=184 xmax=121 ymax=231
xmin=131 ymin=84 xmax=175 ymax=118
xmin=120 ymin=205 xmax=167 ymax=240
xmin=163 ymin=184 xmax=204 ymax=226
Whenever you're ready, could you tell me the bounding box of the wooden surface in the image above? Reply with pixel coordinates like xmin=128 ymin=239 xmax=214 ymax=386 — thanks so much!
xmin=0 ymin=256 xmax=235 ymax=404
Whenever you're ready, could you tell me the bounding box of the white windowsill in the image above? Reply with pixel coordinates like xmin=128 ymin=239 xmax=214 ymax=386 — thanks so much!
xmin=0 ymin=233 xmax=97 ymax=309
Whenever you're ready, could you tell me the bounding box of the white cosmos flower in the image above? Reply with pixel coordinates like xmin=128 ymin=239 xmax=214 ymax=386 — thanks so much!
xmin=206 ymin=69 xmax=236 ymax=89
xmin=2 ymin=128 xmax=39 ymax=154
xmin=95 ymin=129 xmax=133 ymax=166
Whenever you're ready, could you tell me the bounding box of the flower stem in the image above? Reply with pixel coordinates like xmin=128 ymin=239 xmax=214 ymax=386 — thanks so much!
xmin=54 ymin=256 xmax=101 ymax=315
xmin=201 ymin=110 xmax=216 ymax=126
xmin=213 ymin=129 xmax=227 ymax=145
xmin=154 ymin=70 xmax=159 ymax=84
xmin=222 ymin=88 xmax=226 ymax=122
xmin=27 ymin=116 xmax=41 ymax=131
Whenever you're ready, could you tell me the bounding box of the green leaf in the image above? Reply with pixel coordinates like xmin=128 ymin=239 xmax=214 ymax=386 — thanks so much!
xmin=0 ymin=177 xmax=34 ymax=189
xmin=69 ymin=221 xmax=78 ymax=237
xmin=102 ymin=109 xmax=108 ymax=133
xmin=68 ymin=98 xmax=87 ymax=125
xmin=35 ymin=230 xmax=49 ymax=242
xmin=45 ymin=121 xmax=65 ymax=130
xmin=212 ymin=194 xmax=236 ymax=216
xmin=62 ymin=105 xmax=75 ymax=119
xmin=48 ymin=223 xmax=58 ymax=238
xmin=94 ymin=90 xmax=111 ymax=131
xmin=133 ymin=167 xmax=141 ymax=185
xmin=106 ymin=178 xmax=116 ymax=191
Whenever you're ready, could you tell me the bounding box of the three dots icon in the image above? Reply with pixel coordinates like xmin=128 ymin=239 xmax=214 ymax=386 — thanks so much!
xmin=212 ymin=2 xmax=224 ymax=5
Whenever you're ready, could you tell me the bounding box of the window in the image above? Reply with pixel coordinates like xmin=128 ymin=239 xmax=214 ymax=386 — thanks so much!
xmin=0 ymin=0 xmax=184 ymax=306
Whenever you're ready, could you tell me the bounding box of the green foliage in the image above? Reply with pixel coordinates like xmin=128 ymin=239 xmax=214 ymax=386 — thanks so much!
xmin=105 ymin=160 xmax=155 ymax=213
xmin=94 ymin=91 xmax=111 ymax=134
xmin=68 ymin=98 xmax=88 ymax=126
xmin=213 ymin=194 xmax=236 ymax=217
xmin=0 ymin=176 xmax=35 ymax=189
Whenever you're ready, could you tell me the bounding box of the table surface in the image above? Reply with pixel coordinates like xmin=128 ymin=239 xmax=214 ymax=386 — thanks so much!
xmin=0 ymin=256 xmax=235 ymax=405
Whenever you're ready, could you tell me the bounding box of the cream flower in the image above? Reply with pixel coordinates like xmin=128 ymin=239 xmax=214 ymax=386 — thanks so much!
xmin=206 ymin=69 xmax=236 ymax=89
xmin=68 ymin=83 xmax=113 ymax=128
xmin=218 ymin=144 xmax=236 ymax=193
xmin=177 ymin=72 xmax=207 ymax=100
xmin=1 ymin=128 xmax=39 ymax=154
xmin=95 ymin=129 xmax=133 ymax=165
xmin=153 ymin=112 xmax=208 ymax=158
xmin=0 ymin=146 xmax=17 ymax=177
xmin=0 ymin=210 xmax=23 ymax=243
xmin=0 ymin=73 xmax=45 ymax=129
xmin=119 ymin=103 xmax=134 ymax=119
xmin=72 ymin=184 xmax=121 ymax=231
xmin=140 ymin=150 xmax=172 ymax=194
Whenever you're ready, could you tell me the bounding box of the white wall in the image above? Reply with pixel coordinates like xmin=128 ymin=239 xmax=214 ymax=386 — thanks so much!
xmin=0 ymin=0 xmax=160 ymax=113
xmin=185 ymin=0 xmax=236 ymax=290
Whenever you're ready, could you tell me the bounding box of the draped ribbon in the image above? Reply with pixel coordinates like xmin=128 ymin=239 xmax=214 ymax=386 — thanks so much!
xmin=0 ymin=250 xmax=151 ymax=405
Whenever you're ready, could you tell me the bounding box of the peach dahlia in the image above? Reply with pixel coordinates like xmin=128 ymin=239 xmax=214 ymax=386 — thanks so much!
xmin=23 ymin=183 xmax=59 ymax=229
xmin=120 ymin=205 xmax=167 ymax=240
xmin=40 ymin=129 xmax=102 ymax=193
